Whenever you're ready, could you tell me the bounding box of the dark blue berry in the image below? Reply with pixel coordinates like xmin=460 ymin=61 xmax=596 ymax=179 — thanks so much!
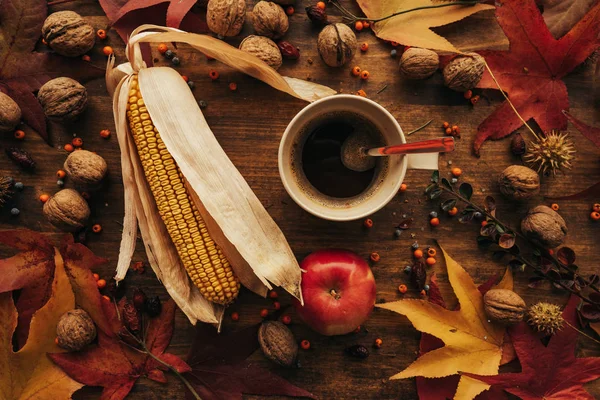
xmin=390 ymin=49 xmax=397 ymax=58
xmin=171 ymin=56 xmax=180 ymax=66
xmin=429 ymin=211 xmax=438 ymax=219
xmin=14 ymin=182 xmax=23 ymax=190
xmin=164 ymin=50 xmax=174 ymax=59
xmin=10 ymin=208 xmax=19 ymax=215
xmin=187 ymin=81 xmax=195 ymax=89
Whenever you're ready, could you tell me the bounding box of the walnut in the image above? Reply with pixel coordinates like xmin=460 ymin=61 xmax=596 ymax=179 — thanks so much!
xmin=43 ymin=189 xmax=90 ymax=232
xmin=207 ymin=0 xmax=246 ymax=37
xmin=252 ymin=1 xmax=289 ymax=39
xmin=42 ymin=11 xmax=95 ymax=57
xmin=398 ymin=48 xmax=439 ymax=80
xmin=0 ymin=92 xmax=21 ymax=133
xmin=64 ymin=150 xmax=108 ymax=189
xmin=258 ymin=321 xmax=298 ymax=367
xmin=483 ymin=289 xmax=526 ymax=325
xmin=443 ymin=52 xmax=485 ymax=92
xmin=521 ymin=205 xmax=567 ymax=248
xmin=498 ymin=165 xmax=540 ymax=201
xmin=37 ymin=77 xmax=87 ymax=121
xmin=239 ymin=35 xmax=282 ymax=70
xmin=56 ymin=309 xmax=96 ymax=351
xmin=317 ymin=23 xmax=357 ymax=67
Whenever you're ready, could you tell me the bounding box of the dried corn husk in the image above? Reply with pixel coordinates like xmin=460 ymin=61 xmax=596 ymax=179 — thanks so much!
xmin=109 ymin=25 xmax=335 ymax=325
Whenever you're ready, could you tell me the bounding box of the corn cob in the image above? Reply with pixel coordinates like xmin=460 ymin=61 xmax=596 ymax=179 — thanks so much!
xmin=126 ymin=76 xmax=240 ymax=305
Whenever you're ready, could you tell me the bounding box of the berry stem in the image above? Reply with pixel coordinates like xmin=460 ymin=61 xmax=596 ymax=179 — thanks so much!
xmin=406 ymin=119 xmax=433 ymax=136
xmin=565 ymin=320 xmax=600 ymax=345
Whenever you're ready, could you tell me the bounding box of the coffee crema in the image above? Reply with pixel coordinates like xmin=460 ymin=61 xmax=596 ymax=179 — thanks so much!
xmin=290 ymin=111 xmax=389 ymax=208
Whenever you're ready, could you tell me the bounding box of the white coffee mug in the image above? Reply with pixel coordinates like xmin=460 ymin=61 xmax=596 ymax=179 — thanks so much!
xmin=278 ymin=95 xmax=440 ymax=221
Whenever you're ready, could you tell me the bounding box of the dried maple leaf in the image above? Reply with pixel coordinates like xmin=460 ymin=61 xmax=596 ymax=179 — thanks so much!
xmin=466 ymin=295 xmax=600 ymax=399
xmin=376 ymin=246 xmax=508 ymax=400
xmin=0 ymin=245 xmax=83 ymax=399
xmin=184 ymin=323 xmax=315 ymax=400
xmin=49 ymin=248 xmax=190 ymax=400
xmin=540 ymin=0 xmax=598 ymax=38
xmin=0 ymin=0 xmax=104 ymax=143
xmin=417 ymin=273 xmax=511 ymax=400
xmin=355 ymin=0 xmax=494 ymax=53
xmin=474 ymin=0 xmax=600 ymax=155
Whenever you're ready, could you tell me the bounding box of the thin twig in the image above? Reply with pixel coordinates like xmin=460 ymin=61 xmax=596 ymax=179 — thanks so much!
xmin=377 ymin=84 xmax=388 ymax=94
xmin=565 ymin=320 xmax=600 ymax=346
xmin=406 ymin=119 xmax=433 ymax=136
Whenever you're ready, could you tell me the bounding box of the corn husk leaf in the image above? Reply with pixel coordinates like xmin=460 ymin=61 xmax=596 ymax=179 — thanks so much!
xmin=110 ymin=25 xmax=334 ymax=325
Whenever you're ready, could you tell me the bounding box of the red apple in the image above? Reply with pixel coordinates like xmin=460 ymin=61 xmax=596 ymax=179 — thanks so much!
xmin=293 ymin=249 xmax=376 ymax=336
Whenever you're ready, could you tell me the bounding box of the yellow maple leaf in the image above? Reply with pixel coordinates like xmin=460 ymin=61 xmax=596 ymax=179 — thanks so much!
xmin=0 ymin=249 xmax=83 ymax=400
xmin=355 ymin=0 xmax=495 ymax=53
xmin=377 ymin=246 xmax=510 ymax=399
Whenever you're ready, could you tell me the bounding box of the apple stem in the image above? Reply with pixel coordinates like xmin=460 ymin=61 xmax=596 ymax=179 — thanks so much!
xmin=329 ymin=289 xmax=341 ymax=300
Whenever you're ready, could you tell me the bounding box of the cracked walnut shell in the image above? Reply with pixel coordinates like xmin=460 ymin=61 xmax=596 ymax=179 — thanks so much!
xmin=252 ymin=1 xmax=289 ymax=39
xmin=498 ymin=165 xmax=540 ymax=201
xmin=239 ymin=35 xmax=282 ymax=70
xmin=56 ymin=309 xmax=97 ymax=351
xmin=258 ymin=321 xmax=298 ymax=367
xmin=0 ymin=92 xmax=21 ymax=133
xmin=399 ymin=48 xmax=439 ymax=80
xmin=42 ymin=11 xmax=95 ymax=57
xmin=317 ymin=23 xmax=357 ymax=67
xmin=207 ymin=0 xmax=247 ymax=37
xmin=38 ymin=77 xmax=88 ymax=121
xmin=64 ymin=150 xmax=108 ymax=189
xmin=443 ymin=52 xmax=485 ymax=92
xmin=521 ymin=205 xmax=567 ymax=249
xmin=43 ymin=189 xmax=90 ymax=232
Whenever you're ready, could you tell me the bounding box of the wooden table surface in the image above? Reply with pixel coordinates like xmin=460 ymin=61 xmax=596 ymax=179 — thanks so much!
xmin=1 ymin=1 xmax=599 ymax=399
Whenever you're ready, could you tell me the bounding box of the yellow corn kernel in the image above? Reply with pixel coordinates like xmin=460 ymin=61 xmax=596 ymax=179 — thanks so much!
xmin=126 ymin=76 xmax=239 ymax=305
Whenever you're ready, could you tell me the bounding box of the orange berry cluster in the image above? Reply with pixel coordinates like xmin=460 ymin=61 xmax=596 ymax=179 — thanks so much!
xmin=591 ymin=203 xmax=600 ymax=220
xmin=351 ymin=65 xmax=370 ymax=80
xmin=441 ymin=121 xmax=460 ymax=137
xmin=414 ymin=247 xmax=437 ymax=266
xmin=354 ymin=20 xmax=370 ymax=31
xmin=464 ymin=90 xmax=480 ymax=105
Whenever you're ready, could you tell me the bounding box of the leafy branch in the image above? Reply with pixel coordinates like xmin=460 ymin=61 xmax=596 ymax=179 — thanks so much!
xmin=329 ymin=0 xmax=484 ymax=24
xmin=426 ymin=171 xmax=600 ymax=308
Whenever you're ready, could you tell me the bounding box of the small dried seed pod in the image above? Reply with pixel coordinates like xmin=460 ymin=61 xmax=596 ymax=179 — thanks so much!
xmin=0 ymin=92 xmax=22 ymax=133
xmin=206 ymin=0 xmax=246 ymax=37
xmin=317 ymin=23 xmax=357 ymax=67
xmin=56 ymin=309 xmax=96 ymax=351
xmin=521 ymin=205 xmax=567 ymax=249
xmin=398 ymin=48 xmax=439 ymax=80
xmin=64 ymin=150 xmax=108 ymax=190
xmin=42 ymin=11 xmax=95 ymax=57
xmin=443 ymin=52 xmax=485 ymax=92
xmin=252 ymin=1 xmax=289 ymax=39
xmin=483 ymin=289 xmax=526 ymax=325
xmin=497 ymin=165 xmax=540 ymax=201
xmin=258 ymin=321 xmax=298 ymax=367
xmin=43 ymin=189 xmax=90 ymax=232
xmin=37 ymin=77 xmax=88 ymax=121
xmin=239 ymin=35 xmax=283 ymax=70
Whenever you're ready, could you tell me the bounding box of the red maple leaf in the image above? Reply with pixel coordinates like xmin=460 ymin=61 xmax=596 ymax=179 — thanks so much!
xmin=466 ymin=295 xmax=600 ymax=399
xmin=49 ymin=242 xmax=190 ymax=400
xmin=184 ymin=322 xmax=316 ymax=400
xmin=0 ymin=0 xmax=104 ymax=143
xmin=473 ymin=0 xmax=600 ymax=155
xmin=416 ymin=274 xmax=510 ymax=399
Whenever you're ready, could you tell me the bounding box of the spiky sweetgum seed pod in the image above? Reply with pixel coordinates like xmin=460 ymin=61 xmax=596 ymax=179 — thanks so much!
xmin=527 ymin=302 xmax=564 ymax=335
xmin=524 ymin=130 xmax=576 ymax=176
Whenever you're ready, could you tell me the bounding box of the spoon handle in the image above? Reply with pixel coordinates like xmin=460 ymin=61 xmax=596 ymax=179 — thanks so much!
xmin=366 ymin=137 xmax=455 ymax=157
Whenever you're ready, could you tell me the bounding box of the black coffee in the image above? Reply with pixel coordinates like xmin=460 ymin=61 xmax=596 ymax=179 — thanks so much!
xmin=301 ymin=113 xmax=385 ymax=198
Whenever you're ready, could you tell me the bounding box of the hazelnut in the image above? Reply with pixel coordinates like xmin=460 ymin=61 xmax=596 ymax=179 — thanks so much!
xmin=399 ymin=48 xmax=439 ymax=80
xmin=56 ymin=309 xmax=96 ymax=351
xmin=0 ymin=92 xmax=22 ymax=133
xmin=64 ymin=150 xmax=108 ymax=190
xmin=521 ymin=205 xmax=567 ymax=249
xmin=252 ymin=1 xmax=289 ymax=39
xmin=317 ymin=23 xmax=357 ymax=67
xmin=43 ymin=189 xmax=90 ymax=232
xmin=258 ymin=321 xmax=298 ymax=367
xmin=207 ymin=0 xmax=246 ymax=37
xmin=42 ymin=11 xmax=95 ymax=57
xmin=37 ymin=77 xmax=87 ymax=121
xmin=239 ymin=35 xmax=283 ymax=70
xmin=483 ymin=289 xmax=526 ymax=325
xmin=443 ymin=52 xmax=485 ymax=92
xmin=498 ymin=165 xmax=540 ymax=201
